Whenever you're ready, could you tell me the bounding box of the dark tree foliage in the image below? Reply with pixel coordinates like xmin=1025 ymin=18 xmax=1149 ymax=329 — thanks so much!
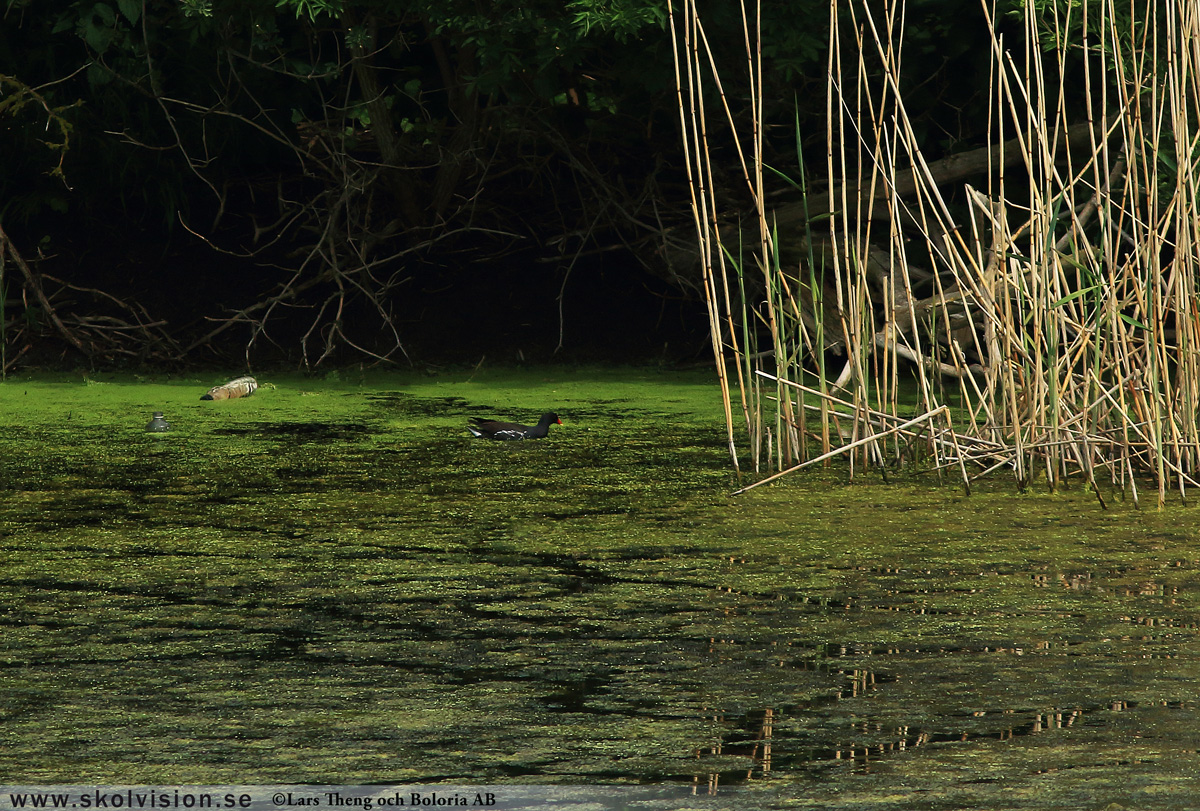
xmin=0 ymin=0 xmax=1037 ymax=368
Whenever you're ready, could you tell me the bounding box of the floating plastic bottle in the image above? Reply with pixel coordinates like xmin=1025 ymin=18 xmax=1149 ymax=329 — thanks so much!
xmin=145 ymin=412 xmax=171 ymax=433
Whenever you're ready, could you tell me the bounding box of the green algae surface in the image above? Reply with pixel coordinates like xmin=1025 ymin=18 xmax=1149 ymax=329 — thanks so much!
xmin=3 ymin=368 xmax=1200 ymax=809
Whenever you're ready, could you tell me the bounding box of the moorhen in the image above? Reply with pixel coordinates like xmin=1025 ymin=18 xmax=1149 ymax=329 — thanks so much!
xmin=467 ymin=412 xmax=562 ymax=441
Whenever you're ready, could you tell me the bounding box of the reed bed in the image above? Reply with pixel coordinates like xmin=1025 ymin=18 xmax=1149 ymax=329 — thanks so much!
xmin=671 ymin=0 xmax=1200 ymax=504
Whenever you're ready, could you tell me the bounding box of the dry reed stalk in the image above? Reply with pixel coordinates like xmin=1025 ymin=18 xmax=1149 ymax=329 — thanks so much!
xmin=668 ymin=0 xmax=741 ymax=474
xmin=675 ymin=0 xmax=1200 ymax=499
xmin=732 ymin=406 xmax=955 ymax=495
xmin=759 ymin=369 xmax=972 ymax=486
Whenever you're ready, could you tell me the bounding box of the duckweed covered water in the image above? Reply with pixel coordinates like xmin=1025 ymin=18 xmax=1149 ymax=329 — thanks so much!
xmin=3 ymin=368 xmax=1200 ymax=808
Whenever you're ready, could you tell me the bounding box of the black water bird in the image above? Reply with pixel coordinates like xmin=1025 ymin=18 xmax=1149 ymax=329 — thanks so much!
xmin=467 ymin=412 xmax=562 ymax=441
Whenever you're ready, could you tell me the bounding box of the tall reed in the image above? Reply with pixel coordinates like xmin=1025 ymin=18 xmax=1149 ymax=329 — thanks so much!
xmin=673 ymin=0 xmax=1200 ymax=503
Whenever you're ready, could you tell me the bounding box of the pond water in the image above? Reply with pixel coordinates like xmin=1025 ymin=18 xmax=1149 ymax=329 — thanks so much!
xmin=2 ymin=367 xmax=1200 ymax=809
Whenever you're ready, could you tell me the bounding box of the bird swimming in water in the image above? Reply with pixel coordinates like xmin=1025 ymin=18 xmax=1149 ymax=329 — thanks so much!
xmin=467 ymin=412 xmax=561 ymax=440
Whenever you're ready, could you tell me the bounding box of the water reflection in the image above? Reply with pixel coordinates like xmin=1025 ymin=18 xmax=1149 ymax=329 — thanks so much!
xmin=684 ymin=553 xmax=1200 ymax=789
xmin=694 ymin=697 xmax=1198 ymax=784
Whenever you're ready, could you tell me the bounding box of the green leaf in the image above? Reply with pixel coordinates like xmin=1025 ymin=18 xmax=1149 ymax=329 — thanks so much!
xmin=277 ymin=0 xmax=343 ymax=22
xmin=1050 ymin=285 xmax=1099 ymax=309
xmin=86 ymin=62 xmax=113 ymax=86
xmin=115 ymin=0 xmax=140 ymax=25
xmin=763 ymin=162 xmax=803 ymax=192
xmin=82 ymin=16 xmax=116 ymax=54
xmin=91 ymin=2 xmax=116 ymax=24
xmin=178 ymin=0 xmax=212 ymax=18
xmin=1119 ymin=313 xmax=1148 ymax=331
